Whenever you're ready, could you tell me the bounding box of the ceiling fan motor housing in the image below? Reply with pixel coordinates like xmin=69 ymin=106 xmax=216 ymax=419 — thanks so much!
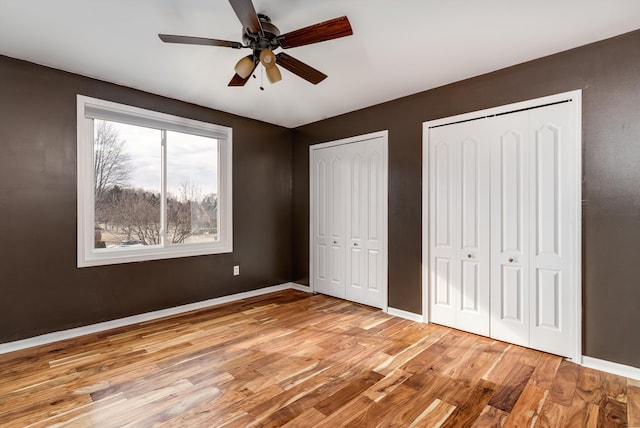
xmin=242 ymin=14 xmax=281 ymax=52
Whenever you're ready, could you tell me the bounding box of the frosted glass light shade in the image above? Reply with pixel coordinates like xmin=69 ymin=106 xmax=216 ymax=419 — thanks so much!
xmin=259 ymin=49 xmax=277 ymax=68
xmin=266 ymin=65 xmax=282 ymax=84
xmin=234 ymin=55 xmax=255 ymax=79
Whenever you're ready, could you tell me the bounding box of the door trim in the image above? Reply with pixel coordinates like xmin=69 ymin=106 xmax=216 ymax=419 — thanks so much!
xmin=422 ymin=90 xmax=582 ymax=362
xmin=310 ymin=130 xmax=389 ymax=311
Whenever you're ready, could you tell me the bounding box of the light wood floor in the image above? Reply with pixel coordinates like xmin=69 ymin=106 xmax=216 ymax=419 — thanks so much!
xmin=0 ymin=290 xmax=638 ymax=427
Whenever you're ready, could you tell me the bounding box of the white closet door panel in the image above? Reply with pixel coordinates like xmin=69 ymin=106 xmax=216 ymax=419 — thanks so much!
xmin=490 ymin=113 xmax=530 ymax=346
xmin=314 ymin=159 xmax=329 ymax=284
xmin=314 ymin=148 xmax=346 ymax=299
xmin=368 ymin=150 xmax=381 ymax=242
xmin=434 ymin=257 xmax=453 ymax=302
xmin=433 ymin=141 xmax=454 ymax=249
xmin=461 ymin=139 xmax=481 ymax=250
xmin=316 ymin=244 xmax=328 ymax=282
xmin=500 ymin=265 xmax=524 ymax=321
xmin=349 ymin=154 xmax=364 ymax=242
xmin=499 ymin=265 xmax=527 ymax=347
xmin=330 ymin=244 xmax=344 ymax=284
xmin=367 ymin=249 xmax=380 ymax=293
xmin=429 ymin=122 xmax=490 ymax=335
xmin=529 ymin=102 xmax=575 ymax=357
xmin=329 ymin=154 xmax=346 ymax=297
xmin=429 ymin=130 xmax=459 ymax=328
xmin=364 ymin=138 xmax=385 ymax=307
xmin=535 ymin=269 xmax=561 ymax=327
xmin=316 ymin=159 xmax=328 ymax=239
xmin=348 ymin=244 xmax=363 ymax=286
xmin=337 ymin=136 xmax=386 ymax=309
xmin=330 ymin=156 xmax=344 ymax=243
xmin=460 ymin=261 xmax=479 ymax=312
xmin=457 ymin=129 xmax=491 ymax=335
xmin=346 ymin=146 xmax=366 ymax=303
xmin=535 ymin=126 xmax=560 ymax=258
xmin=499 ymin=132 xmax=525 ymax=254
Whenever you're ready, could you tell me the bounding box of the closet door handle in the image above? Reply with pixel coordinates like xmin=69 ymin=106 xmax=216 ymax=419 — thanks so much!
xmin=467 ymin=254 xmax=473 ymax=259
xmin=333 ymin=241 xmax=338 ymax=245
xmin=354 ymin=243 xmax=359 ymax=247
xmin=508 ymin=258 xmax=514 ymax=263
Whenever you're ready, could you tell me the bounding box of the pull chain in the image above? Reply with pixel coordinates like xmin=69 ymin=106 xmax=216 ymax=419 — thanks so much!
xmin=260 ymin=67 xmax=265 ymax=91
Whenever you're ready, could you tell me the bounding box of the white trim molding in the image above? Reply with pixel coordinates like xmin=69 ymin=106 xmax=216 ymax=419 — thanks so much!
xmin=288 ymin=283 xmax=312 ymax=293
xmin=582 ymin=356 xmax=640 ymax=381
xmin=0 ymin=283 xmax=310 ymax=356
xmin=386 ymin=307 xmax=423 ymax=323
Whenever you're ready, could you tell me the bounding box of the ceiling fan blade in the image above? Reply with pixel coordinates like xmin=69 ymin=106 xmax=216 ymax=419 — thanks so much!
xmin=228 ymin=74 xmax=250 ymax=86
xmin=159 ymin=34 xmax=242 ymax=49
xmin=278 ymin=16 xmax=352 ymax=49
xmin=228 ymin=61 xmax=258 ymax=86
xmin=228 ymin=0 xmax=263 ymax=35
xmin=276 ymin=53 xmax=327 ymax=84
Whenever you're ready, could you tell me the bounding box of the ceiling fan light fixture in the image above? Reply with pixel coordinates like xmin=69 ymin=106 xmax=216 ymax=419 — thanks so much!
xmin=259 ymin=48 xmax=277 ymax=69
xmin=234 ymin=55 xmax=255 ymax=79
xmin=159 ymin=0 xmax=354 ymax=87
xmin=265 ymin=64 xmax=282 ymax=84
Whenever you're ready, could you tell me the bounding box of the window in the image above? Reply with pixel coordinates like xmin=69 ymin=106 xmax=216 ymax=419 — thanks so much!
xmin=77 ymin=95 xmax=232 ymax=267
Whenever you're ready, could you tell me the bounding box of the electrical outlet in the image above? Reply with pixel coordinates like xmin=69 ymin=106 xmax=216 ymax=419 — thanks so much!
xmin=233 ymin=265 xmax=240 ymax=276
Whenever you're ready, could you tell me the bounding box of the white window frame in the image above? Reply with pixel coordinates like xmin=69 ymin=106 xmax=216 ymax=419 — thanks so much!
xmin=77 ymin=95 xmax=232 ymax=267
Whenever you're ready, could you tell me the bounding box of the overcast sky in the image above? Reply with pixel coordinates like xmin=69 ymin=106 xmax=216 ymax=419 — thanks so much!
xmin=107 ymin=121 xmax=218 ymax=197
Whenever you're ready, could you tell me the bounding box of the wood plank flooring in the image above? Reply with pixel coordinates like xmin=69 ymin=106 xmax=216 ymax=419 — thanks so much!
xmin=0 ymin=290 xmax=638 ymax=427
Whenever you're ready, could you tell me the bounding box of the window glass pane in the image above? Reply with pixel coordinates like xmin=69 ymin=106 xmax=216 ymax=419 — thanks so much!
xmin=94 ymin=120 xmax=161 ymax=249
xmin=166 ymin=131 xmax=219 ymax=245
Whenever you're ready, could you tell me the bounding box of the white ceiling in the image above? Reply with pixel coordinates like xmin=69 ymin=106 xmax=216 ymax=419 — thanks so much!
xmin=1 ymin=1 xmax=640 ymax=128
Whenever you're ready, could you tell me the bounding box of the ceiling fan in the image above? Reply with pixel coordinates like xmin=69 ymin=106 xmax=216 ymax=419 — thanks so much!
xmin=158 ymin=0 xmax=353 ymax=87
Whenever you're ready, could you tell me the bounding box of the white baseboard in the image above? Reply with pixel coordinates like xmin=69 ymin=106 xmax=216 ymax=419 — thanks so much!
xmin=0 ymin=282 xmax=310 ymax=356
xmin=581 ymin=356 xmax=640 ymax=381
xmin=288 ymin=282 xmax=311 ymax=293
xmin=386 ymin=307 xmax=424 ymax=323
xmin=4 ymin=284 xmax=639 ymax=383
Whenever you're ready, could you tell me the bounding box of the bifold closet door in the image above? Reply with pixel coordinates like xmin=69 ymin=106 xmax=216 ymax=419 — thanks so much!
xmin=429 ymin=121 xmax=491 ymax=337
xmin=428 ymin=99 xmax=577 ymax=359
xmin=312 ymin=136 xmax=387 ymax=309
xmin=489 ymin=102 xmax=576 ymax=358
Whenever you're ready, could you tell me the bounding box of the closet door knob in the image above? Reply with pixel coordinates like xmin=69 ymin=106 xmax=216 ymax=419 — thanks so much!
xmin=508 ymin=258 xmax=514 ymax=263
xmin=467 ymin=254 xmax=473 ymax=259
xmin=354 ymin=243 xmax=359 ymax=247
xmin=333 ymin=241 xmax=337 ymax=245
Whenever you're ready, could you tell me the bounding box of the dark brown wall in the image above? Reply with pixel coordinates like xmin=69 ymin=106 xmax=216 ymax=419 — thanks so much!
xmin=3 ymin=28 xmax=640 ymax=370
xmin=0 ymin=55 xmax=292 ymax=343
xmin=292 ymin=29 xmax=640 ymax=369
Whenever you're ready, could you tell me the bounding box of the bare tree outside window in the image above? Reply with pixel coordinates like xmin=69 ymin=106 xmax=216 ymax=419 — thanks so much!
xmin=168 ymin=182 xmax=219 ymax=245
xmin=94 ymin=120 xmax=132 ymax=216
xmin=93 ymin=119 xmax=218 ymax=249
